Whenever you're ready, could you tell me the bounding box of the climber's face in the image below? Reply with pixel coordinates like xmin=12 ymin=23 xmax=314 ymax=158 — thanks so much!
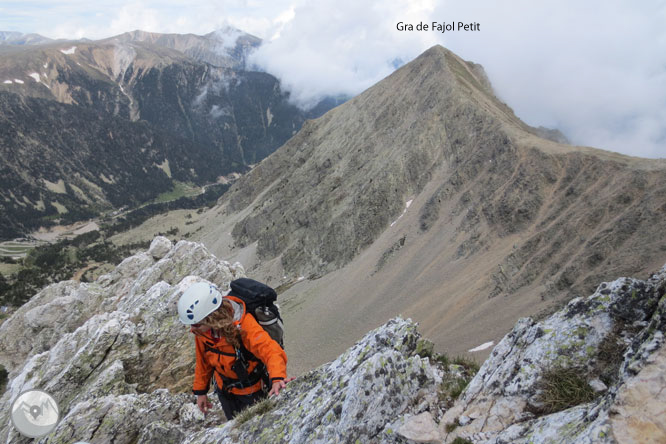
xmin=190 ymin=323 xmax=211 ymax=333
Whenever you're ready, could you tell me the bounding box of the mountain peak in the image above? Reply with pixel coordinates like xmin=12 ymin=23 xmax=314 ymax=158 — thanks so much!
xmin=198 ymin=44 xmax=666 ymax=369
xmin=0 ymin=31 xmax=52 ymax=46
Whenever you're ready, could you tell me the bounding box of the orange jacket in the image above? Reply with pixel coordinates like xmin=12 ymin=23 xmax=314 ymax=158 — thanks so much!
xmin=191 ymin=295 xmax=287 ymax=396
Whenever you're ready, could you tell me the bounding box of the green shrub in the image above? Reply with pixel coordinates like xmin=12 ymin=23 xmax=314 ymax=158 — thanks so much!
xmin=451 ymin=438 xmax=473 ymax=444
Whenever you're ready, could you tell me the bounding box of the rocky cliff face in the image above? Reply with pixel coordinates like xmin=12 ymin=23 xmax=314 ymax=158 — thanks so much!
xmin=0 ymin=238 xmax=664 ymax=443
xmin=0 ymin=31 xmax=310 ymax=238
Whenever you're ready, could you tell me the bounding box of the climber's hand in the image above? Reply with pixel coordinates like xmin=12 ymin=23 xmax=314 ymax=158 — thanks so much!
xmin=269 ymin=380 xmax=287 ymax=397
xmin=197 ymin=395 xmax=213 ymax=414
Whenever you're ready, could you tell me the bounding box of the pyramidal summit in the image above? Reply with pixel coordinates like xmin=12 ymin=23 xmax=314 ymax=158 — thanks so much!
xmin=191 ymin=45 xmax=666 ymax=372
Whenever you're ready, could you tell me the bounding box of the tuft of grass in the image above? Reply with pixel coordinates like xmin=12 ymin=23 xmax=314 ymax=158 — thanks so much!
xmin=451 ymin=438 xmax=474 ymax=444
xmin=436 ymin=353 xmax=480 ymax=407
xmin=534 ymin=366 xmax=595 ymax=415
xmin=449 ymin=378 xmax=469 ymax=399
xmin=594 ymin=326 xmax=627 ymax=386
xmin=432 ymin=352 xmax=450 ymax=368
xmin=445 ymin=421 xmax=459 ymax=433
xmin=438 ymin=375 xmax=470 ymax=406
xmin=452 ymin=355 xmax=480 ymax=374
xmin=234 ymin=398 xmax=276 ymax=426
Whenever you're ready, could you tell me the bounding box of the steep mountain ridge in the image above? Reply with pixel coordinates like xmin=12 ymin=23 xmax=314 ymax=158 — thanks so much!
xmin=0 ymin=237 xmax=664 ymax=443
xmin=109 ymin=28 xmax=261 ymax=69
xmin=196 ymin=45 xmax=666 ymax=366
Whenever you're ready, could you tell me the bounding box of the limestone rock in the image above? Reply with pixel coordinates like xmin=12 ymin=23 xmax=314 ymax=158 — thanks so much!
xmin=589 ymin=378 xmax=608 ymax=393
xmin=397 ymin=412 xmax=442 ymax=443
xmin=0 ymin=238 xmax=241 ymax=443
xmin=1 ymin=236 xmax=665 ymax=444
xmin=610 ymin=337 xmax=666 ymax=443
xmin=184 ymin=317 xmax=444 ymax=444
xmin=442 ymin=264 xmax=666 ymax=444
xmin=148 ymin=236 xmax=173 ymax=260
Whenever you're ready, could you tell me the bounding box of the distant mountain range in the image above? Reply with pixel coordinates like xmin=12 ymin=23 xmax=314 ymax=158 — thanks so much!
xmin=0 ymin=31 xmax=54 ymax=46
xmin=0 ymin=28 xmax=335 ymax=239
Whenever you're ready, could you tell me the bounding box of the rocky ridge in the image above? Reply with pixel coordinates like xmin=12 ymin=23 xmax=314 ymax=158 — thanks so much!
xmin=110 ymin=28 xmax=261 ymax=69
xmin=0 ymin=238 xmax=664 ymax=443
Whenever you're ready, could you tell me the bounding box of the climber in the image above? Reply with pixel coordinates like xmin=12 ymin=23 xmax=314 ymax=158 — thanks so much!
xmin=177 ymin=281 xmax=289 ymax=419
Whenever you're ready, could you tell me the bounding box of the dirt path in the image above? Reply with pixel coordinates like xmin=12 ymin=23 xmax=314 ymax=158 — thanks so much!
xmin=72 ymin=263 xmax=98 ymax=282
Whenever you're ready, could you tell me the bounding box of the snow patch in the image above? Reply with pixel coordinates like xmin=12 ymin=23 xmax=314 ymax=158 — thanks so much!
xmin=60 ymin=46 xmax=77 ymax=55
xmin=210 ymin=105 xmax=230 ymax=119
xmin=29 ymin=72 xmax=40 ymax=82
xmin=390 ymin=199 xmax=414 ymax=227
xmin=468 ymin=341 xmax=494 ymax=352
xmin=297 ymin=276 xmax=305 ymax=282
xmin=13 ymin=79 xmax=24 ymax=84
xmin=3 ymin=80 xmax=12 ymax=84
xmin=43 ymin=62 xmax=48 ymax=69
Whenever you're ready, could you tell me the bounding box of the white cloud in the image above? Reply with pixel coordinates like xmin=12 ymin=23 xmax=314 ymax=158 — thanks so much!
xmin=249 ymin=0 xmax=437 ymax=110
xmin=248 ymin=0 xmax=666 ymax=158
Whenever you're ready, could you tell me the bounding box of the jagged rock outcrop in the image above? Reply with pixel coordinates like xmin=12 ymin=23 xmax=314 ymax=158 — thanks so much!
xmin=1 ymin=238 xmax=664 ymax=443
xmin=438 ymin=264 xmax=666 ymax=443
xmin=0 ymin=237 xmax=245 ymax=443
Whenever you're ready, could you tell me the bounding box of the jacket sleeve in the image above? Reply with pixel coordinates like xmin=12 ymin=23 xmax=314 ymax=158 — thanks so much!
xmin=192 ymin=335 xmax=214 ymax=395
xmin=242 ymin=315 xmax=287 ymax=382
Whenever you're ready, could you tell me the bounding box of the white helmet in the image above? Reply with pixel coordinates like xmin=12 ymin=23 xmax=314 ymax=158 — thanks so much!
xmin=177 ymin=282 xmax=223 ymax=324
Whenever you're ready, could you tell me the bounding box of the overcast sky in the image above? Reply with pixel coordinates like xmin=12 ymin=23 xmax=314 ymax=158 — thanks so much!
xmin=1 ymin=0 xmax=664 ymax=158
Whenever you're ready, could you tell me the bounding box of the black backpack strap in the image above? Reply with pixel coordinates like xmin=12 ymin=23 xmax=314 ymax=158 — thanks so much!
xmin=206 ymin=333 xmax=268 ymax=394
xmin=215 ymin=362 xmax=267 ymax=393
xmin=203 ymin=344 xmax=236 ymax=357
